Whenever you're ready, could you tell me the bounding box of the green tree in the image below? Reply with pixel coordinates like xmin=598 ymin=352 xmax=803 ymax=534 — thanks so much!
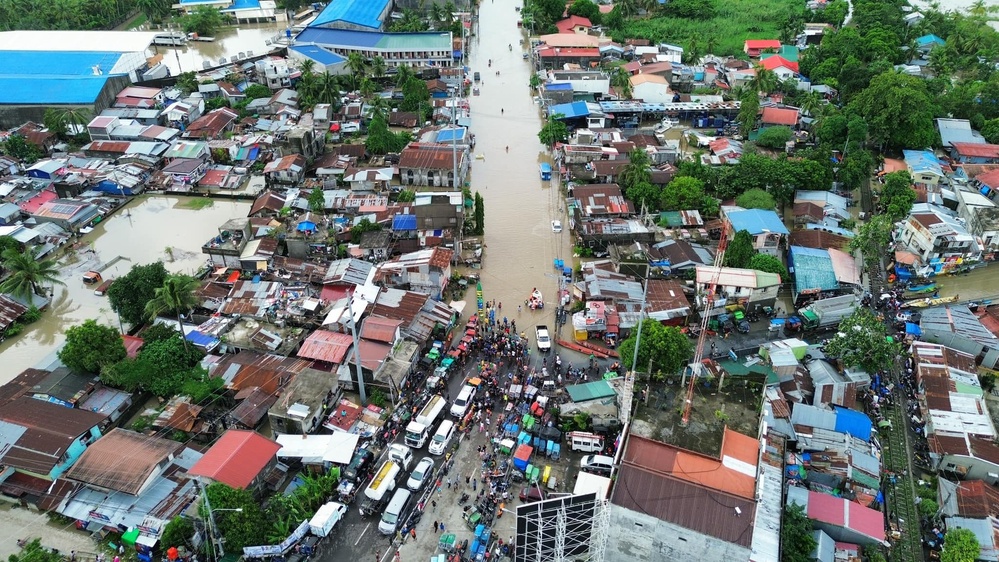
xmin=58 ymin=319 xmax=127 ymax=374
xmin=617 ymin=318 xmax=693 ymax=376
xmin=0 ymin=246 xmax=63 ymax=300
xmin=627 ymin=182 xmax=661 ymax=214
xmin=620 ymin=148 xmax=652 ymax=192
xmin=1 ymin=134 xmax=43 ymax=164
xmin=748 ymin=65 xmax=779 ymax=96
xmin=567 ymin=0 xmax=601 ymax=23
xmin=350 ymin=218 xmax=383 ymax=243
xmin=663 ymin=0 xmax=717 ymax=19
xmin=848 ymin=71 xmax=938 ymax=152
xmin=9 ymin=539 xmax=64 ymax=562
xmin=823 ymin=308 xmax=903 ymax=373
xmin=849 ymin=215 xmax=893 ymax=269
xmin=243 ymin=84 xmax=272 ymax=100
xmin=0 ymin=235 xmax=21 ymax=256
xmin=160 ymin=516 xmax=195 ymax=549
xmin=611 ymin=66 xmax=633 ymax=99
xmin=365 ymin=110 xmax=410 ymax=155
xmin=180 ymin=6 xmax=224 ymax=37
xmin=145 ymin=275 xmax=200 ymax=352
xmin=203 ymin=483 xmax=268 ymax=551
xmin=941 ymin=528 xmax=980 ymax=562
xmin=538 ymin=114 xmax=569 ymax=148
xmin=43 ymin=108 xmax=68 ymax=138
xmin=308 ymin=186 xmax=325 ymax=212
xmin=982 ymin=118 xmax=999 ymax=144
xmin=755 ymin=126 xmax=793 ymax=149
xmin=661 ymin=176 xmax=706 ymax=211
xmin=175 ymin=72 xmax=199 ymax=96
xmin=724 ymin=230 xmax=755 ymax=269
xmin=473 ymin=192 xmax=485 ymax=235
xmin=136 ymin=0 xmax=173 ymax=22
xmin=396 ymin=189 xmax=416 ymax=202
xmin=781 ymin=502 xmax=817 ymax=562
xmin=918 ymin=498 xmax=940 ymax=519
xmin=400 ymin=76 xmax=431 ymax=121
xmin=735 ymin=188 xmax=776 ymax=210
xmin=880 ymin=171 xmax=916 ymax=223
xmin=108 ymin=262 xmax=169 ymax=327
xmin=735 ymin=92 xmax=760 ymax=137
xmin=748 ymin=253 xmax=787 ymax=279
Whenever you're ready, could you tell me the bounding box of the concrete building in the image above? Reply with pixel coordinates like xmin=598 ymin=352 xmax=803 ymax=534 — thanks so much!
xmin=724 ymin=208 xmax=790 ymax=256
xmin=307 ymin=0 xmax=391 ymax=31
xmin=919 ymin=307 xmax=999 ymax=369
xmin=897 ymin=203 xmax=980 ymax=269
xmin=294 ymin=28 xmax=454 ymax=69
xmin=695 ymin=266 xmax=782 ymax=315
xmin=268 ymin=368 xmax=340 ymax=435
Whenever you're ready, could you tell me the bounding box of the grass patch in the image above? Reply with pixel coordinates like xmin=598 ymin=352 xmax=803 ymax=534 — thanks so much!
xmin=611 ymin=0 xmax=800 ymax=57
xmin=178 ymin=197 xmax=215 ymax=210
xmin=127 ymin=13 xmax=147 ymax=29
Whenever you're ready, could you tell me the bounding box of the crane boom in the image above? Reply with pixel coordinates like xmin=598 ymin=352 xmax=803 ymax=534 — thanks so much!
xmin=682 ymin=223 xmax=728 ymax=426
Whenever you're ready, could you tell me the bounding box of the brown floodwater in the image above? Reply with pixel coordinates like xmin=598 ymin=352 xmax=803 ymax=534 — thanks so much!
xmin=464 ymin=1 xmax=574 ymax=336
xmin=0 ymin=196 xmax=250 ymax=381
xmin=153 ymin=22 xmax=289 ymax=75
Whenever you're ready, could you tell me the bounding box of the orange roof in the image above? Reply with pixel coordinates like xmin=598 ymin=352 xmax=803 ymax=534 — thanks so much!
xmin=745 ymin=39 xmax=781 ymax=50
xmin=883 ymin=158 xmax=907 ymax=174
xmin=760 ymin=107 xmax=799 ymax=126
xmin=188 ymin=430 xmax=280 ymax=489
xmin=759 ymin=55 xmax=799 ymax=73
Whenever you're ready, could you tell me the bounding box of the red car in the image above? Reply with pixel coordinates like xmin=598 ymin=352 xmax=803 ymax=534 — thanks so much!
xmin=519 ymin=486 xmax=547 ymax=503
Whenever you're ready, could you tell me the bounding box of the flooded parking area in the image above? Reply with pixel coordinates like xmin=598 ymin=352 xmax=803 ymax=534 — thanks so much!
xmin=0 ymin=195 xmax=250 ymax=381
xmin=152 ymin=22 xmax=289 ymax=75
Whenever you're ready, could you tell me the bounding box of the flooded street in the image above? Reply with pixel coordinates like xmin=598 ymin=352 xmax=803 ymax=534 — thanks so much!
xmin=466 ymin=1 xmax=574 ymax=337
xmin=153 ymin=22 xmax=288 ymax=75
xmin=0 ymin=196 xmax=250 ymax=380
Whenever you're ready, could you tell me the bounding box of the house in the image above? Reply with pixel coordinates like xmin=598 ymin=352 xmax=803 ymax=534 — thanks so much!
xmin=210 ymin=349 xmax=312 ymax=394
xmin=787 ymin=246 xmax=861 ymax=304
xmin=786 ymin=487 xmax=886 ymax=546
xmin=695 ymin=266 xmax=782 ymax=315
xmin=606 ymin=432 xmax=759 ymax=560
xmin=58 ymin=429 xmax=202 ymax=538
xmin=916 ymin=33 xmax=946 ymax=53
xmin=268 ymin=368 xmax=340 ymax=434
xmin=938 ymin=479 xmax=999 ymax=560
xmin=375 ymin=247 xmax=454 ymax=299
xmin=794 ymin=190 xmax=850 ymax=225
xmin=0 ymin=202 xmax=22 ymax=225
xmin=919 ymin=308 xmax=999 ymax=369
xmin=760 ymin=107 xmax=800 ymax=127
xmin=555 ymin=15 xmax=592 ymax=35
xmin=724 ymin=208 xmax=790 ymax=256
xmin=263 ymin=154 xmax=307 ymax=185
xmin=536 ymin=47 xmax=600 ymax=69
xmin=629 ymin=74 xmax=672 ymax=104
xmin=955 ymin=188 xmax=999 ymax=252
xmin=297 ymin=329 xmax=353 ymax=370
xmin=248 ymin=191 xmax=287 ymax=217
xmin=744 ymin=39 xmax=782 ymax=57
xmin=572 ymin=184 xmax=634 ymax=220
xmin=30 ymin=198 xmax=100 ymax=232
xmin=898 ymin=203 xmax=980 ymax=267
xmin=398 ymin=143 xmax=468 ymax=187
xmin=182 ymin=107 xmax=239 ymax=139
xmin=188 ymin=429 xmax=282 ymax=491
xmin=644 ymin=239 xmax=713 ymax=271
xmin=903 ymin=150 xmax=944 ymax=186
xmin=788 ymin=229 xmax=852 ymax=250
xmin=0 ymin=396 xmax=106 ymax=479
xmin=950 ymin=142 xmax=999 ymax=164
xmin=359 ymin=230 xmax=393 ymax=260
xmin=758 ymin=55 xmax=799 ymax=79
xmin=343 ymin=167 xmax=394 ymax=192
xmin=938 ymin=118 xmax=986 ymax=148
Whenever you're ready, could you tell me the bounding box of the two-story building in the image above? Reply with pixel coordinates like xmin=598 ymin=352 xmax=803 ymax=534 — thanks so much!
xmin=0 ymin=396 xmax=106 ymax=481
xmin=695 ymin=266 xmax=782 ymax=316
xmin=263 ymin=154 xmax=307 ymax=185
xmin=203 ymin=218 xmax=251 ymax=268
xmin=268 ymin=368 xmax=340 ymax=435
xmin=898 ymin=203 xmax=981 ymax=271
xmin=375 ymin=247 xmax=454 ymax=299
xmin=724 ymin=208 xmax=790 ymax=256
xmin=956 ymin=188 xmax=999 ymax=253
xmin=399 ymin=143 xmax=468 ymax=188
xmin=903 ymin=150 xmax=945 ymax=187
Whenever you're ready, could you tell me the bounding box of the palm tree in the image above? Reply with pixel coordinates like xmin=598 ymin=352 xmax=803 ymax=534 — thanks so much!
xmin=611 ymin=67 xmax=633 ymax=99
xmin=371 ymin=56 xmax=386 ymax=79
xmin=54 ymin=107 xmax=92 ymax=137
xmin=798 ymin=91 xmax=824 ymax=118
xmin=346 ymin=52 xmax=367 ymax=90
xmin=748 ymin=65 xmax=779 ymax=96
xmin=145 ymin=274 xmax=200 ymax=351
xmin=314 ymin=71 xmax=340 ymax=108
xmin=396 ymin=65 xmax=415 ymax=88
xmin=0 ymin=247 xmax=63 ymax=300
xmin=359 ymin=77 xmax=378 ymax=100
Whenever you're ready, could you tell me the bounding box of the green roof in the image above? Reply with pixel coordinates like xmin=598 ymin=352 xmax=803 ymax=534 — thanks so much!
xmin=755 ymin=271 xmax=782 ymax=287
xmin=566 ymin=380 xmax=617 ymax=403
xmin=659 ymin=211 xmax=684 ymax=227
xmin=715 ymin=359 xmax=778 ymax=386
xmin=790 ymin=251 xmax=837 ymax=295
xmin=760 ymin=45 xmax=799 ymax=63
xmin=379 ymin=33 xmax=451 ymax=50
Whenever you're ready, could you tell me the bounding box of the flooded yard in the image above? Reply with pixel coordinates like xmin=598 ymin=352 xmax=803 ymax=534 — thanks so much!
xmin=0 ymin=195 xmax=250 ymax=381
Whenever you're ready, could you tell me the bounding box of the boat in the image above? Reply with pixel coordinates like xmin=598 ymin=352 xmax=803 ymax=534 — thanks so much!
xmin=187 ymin=33 xmax=216 ymax=42
xmin=903 ymin=295 xmax=960 ymax=309
xmin=527 ymin=289 xmax=544 ymax=310
xmin=904 ymin=283 xmax=937 ymax=294
xmin=94 ymin=278 xmax=114 ymax=296
xmin=557 ymin=339 xmax=610 ymax=359
xmin=152 ymin=32 xmax=187 ymax=46
xmin=539 ymin=162 xmax=552 ymax=181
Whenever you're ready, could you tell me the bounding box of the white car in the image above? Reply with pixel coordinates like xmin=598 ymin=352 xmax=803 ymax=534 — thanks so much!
xmin=552 ymin=220 xmax=562 ymax=233
xmin=407 ymin=457 xmax=435 ymax=491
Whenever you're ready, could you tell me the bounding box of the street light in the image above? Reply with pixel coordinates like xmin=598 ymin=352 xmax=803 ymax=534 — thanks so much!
xmin=207 ymin=508 xmax=243 ymax=562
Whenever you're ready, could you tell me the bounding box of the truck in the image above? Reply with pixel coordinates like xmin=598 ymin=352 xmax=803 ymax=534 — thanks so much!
xmin=308 ymin=501 xmax=348 ymax=537
xmin=536 ymin=325 xmax=551 ymax=352
xmin=359 ymin=460 xmax=399 ymax=517
xmin=388 ymin=443 xmax=414 ymax=471
xmin=405 ymin=395 xmax=446 ymax=448
xmin=796 ymin=294 xmax=860 ymax=331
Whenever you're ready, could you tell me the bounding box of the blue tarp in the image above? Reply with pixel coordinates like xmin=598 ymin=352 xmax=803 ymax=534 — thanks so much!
xmin=548 ymin=101 xmax=589 ymax=119
xmin=297 ymin=220 xmax=317 ymax=232
xmin=906 ymin=322 xmax=922 ymax=336
xmin=832 ymin=406 xmax=873 ymax=442
xmin=185 ymin=330 xmax=218 ymax=348
xmin=393 ymin=214 xmax=417 ymax=230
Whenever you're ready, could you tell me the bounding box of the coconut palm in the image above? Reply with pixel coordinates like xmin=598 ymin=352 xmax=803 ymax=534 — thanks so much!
xmin=0 ymin=247 xmax=64 ymax=300
xmin=371 ymin=56 xmax=386 ymax=79
xmin=145 ymin=274 xmax=200 ymax=352
xmin=396 ymin=65 xmax=415 ymax=88
xmin=748 ymin=65 xmax=779 ymax=96
xmin=611 ymin=67 xmax=633 ymax=99
xmin=53 ymin=107 xmax=92 ymax=137
xmin=314 ymin=71 xmax=340 ymax=109
xmin=346 ymin=52 xmax=367 ymax=90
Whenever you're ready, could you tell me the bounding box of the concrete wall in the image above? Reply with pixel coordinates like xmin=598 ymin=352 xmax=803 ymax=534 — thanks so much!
xmin=0 ymin=75 xmax=130 ymax=129
xmin=605 ymin=504 xmax=752 ymax=561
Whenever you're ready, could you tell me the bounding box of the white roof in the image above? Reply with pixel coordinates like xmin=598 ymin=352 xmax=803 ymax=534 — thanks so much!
xmin=0 ymin=30 xmax=158 ymax=53
xmin=275 ymin=432 xmax=360 ymax=465
xmin=573 ymin=471 xmax=612 ymax=498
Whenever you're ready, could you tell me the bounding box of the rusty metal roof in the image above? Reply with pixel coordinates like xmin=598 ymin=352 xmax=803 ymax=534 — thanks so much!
xmin=213 ymin=350 xmax=311 ymax=394
xmin=0 ymin=295 xmax=27 ymax=331
xmin=297 ymin=329 xmax=353 ymax=363
xmin=360 ymin=316 xmax=402 ymax=344
xmin=65 ymin=428 xmax=181 ymax=495
xmin=0 ymin=396 xmax=107 ymax=474
xmin=230 ymin=387 xmax=277 ymax=428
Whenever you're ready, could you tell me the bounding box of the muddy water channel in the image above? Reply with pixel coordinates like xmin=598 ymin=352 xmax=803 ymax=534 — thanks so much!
xmin=465 ymin=1 xmax=574 ymax=336
xmin=0 ymin=196 xmax=249 ymax=380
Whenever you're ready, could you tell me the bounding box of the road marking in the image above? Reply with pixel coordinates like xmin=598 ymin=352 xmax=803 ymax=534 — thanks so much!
xmin=380 ymin=548 xmax=396 ymax=562
xmin=354 ymin=523 xmax=370 ymax=546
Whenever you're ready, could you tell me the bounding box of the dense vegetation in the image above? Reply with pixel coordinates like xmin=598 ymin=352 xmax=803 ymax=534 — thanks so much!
xmin=0 ymin=0 xmax=137 ymax=30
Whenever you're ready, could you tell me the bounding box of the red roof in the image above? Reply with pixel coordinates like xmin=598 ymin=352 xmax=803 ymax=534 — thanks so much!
xmin=759 ymin=55 xmax=799 ymax=73
xmin=537 ymin=47 xmax=600 ymax=58
xmin=556 ymin=15 xmax=592 ymax=33
xmin=805 ymin=490 xmax=886 ymax=542
xmin=122 ymin=335 xmax=144 ymax=359
xmin=188 ymin=430 xmax=280 ymax=489
xmin=760 ymin=107 xmax=800 ymax=126
xmin=19 ymin=189 xmax=57 ymax=214
xmin=977 ymin=168 xmax=999 ymax=188
xmin=953 ymin=142 xmax=999 ymax=159
xmin=297 ymin=329 xmax=353 ymax=363
xmin=745 ymin=39 xmax=781 ymax=50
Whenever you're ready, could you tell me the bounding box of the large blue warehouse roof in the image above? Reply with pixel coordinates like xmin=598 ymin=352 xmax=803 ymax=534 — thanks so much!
xmin=0 ymin=76 xmax=111 ymax=104
xmin=289 ymin=44 xmax=345 ymax=66
xmin=310 ymin=0 xmax=389 ymax=30
xmin=2 ymin=51 xmax=125 ymax=76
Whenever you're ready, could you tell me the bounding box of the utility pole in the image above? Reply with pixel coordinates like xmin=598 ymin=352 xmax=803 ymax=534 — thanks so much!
xmin=347 ymin=291 xmax=367 ymax=404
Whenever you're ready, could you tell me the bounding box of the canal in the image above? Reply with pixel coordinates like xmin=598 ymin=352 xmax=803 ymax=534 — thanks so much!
xmin=0 ymin=196 xmax=250 ymax=382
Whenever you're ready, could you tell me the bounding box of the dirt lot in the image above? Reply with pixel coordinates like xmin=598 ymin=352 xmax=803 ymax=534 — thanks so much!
xmin=631 ymin=376 xmax=764 ymax=456
xmin=0 ymin=503 xmax=96 ymax=560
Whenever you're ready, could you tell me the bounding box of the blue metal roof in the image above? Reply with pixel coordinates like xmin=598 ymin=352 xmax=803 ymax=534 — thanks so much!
xmin=310 ymin=0 xmax=389 ymax=30
xmin=222 ymin=0 xmax=261 ymax=10
xmin=727 ymin=209 xmax=789 ymax=236
xmin=832 ymin=406 xmax=872 ymax=442
xmin=788 ymin=246 xmax=837 ymax=295
xmin=0 ymin=76 xmax=111 ymax=105
xmin=186 ymin=330 xmax=219 ymax=348
xmin=546 ymin=83 xmax=572 ymax=91
xmin=2 ymin=51 xmax=125 ymax=77
xmin=549 ymin=101 xmax=589 ymax=119
xmin=289 ymin=44 xmax=345 ymax=66
xmin=393 ymin=214 xmax=417 ymax=231
xmin=435 ymin=128 xmax=465 ymax=143
xmin=916 ymin=34 xmax=945 ymax=47
xmin=903 ymin=149 xmax=943 ymax=177
xmin=297 ymin=27 xmax=384 ymax=48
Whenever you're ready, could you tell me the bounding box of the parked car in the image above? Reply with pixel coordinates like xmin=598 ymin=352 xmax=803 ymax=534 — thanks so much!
xmin=519 ymin=486 xmax=547 ymax=503
xmin=580 ymin=454 xmax=614 ymax=475
xmin=407 ymin=457 xmax=435 ymax=491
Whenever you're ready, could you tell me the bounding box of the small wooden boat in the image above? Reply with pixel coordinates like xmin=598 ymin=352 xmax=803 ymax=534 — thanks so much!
xmin=903 ymin=295 xmax=959 ymax=309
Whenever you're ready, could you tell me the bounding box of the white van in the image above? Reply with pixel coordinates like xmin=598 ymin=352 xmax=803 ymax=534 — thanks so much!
xmin=428 ymin=420 xmax=456 ymax=456
xmin=378 ymin=488 xmax=412 ymax=535
xmin=450 ymin=385 xmax=475 ymax=418
xmin=580 ymin=454 xmax=615 ymax=475
xmin=568 ymin=431 xmax=604 ymax=453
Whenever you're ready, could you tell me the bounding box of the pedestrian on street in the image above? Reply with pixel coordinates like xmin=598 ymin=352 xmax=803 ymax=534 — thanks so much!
xmin=432 ymin=500 xmax=438 ymax=511
xmin=410 ymin=528 xmax=417 ymax=540
xmin=433 ymin=520 xmax=439 ymax=533
xmin=473 ymin=479 xmax=477 ymax=491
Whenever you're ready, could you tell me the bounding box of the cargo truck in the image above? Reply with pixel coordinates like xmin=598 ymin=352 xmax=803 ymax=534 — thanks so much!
xmin=359 ymin=460 xmax=399 ymax=517
xmin=405 ymin=395 xmax=446 ymax=448
xmin=796 ymin=294 xmax=860 ymax=331
xmin=309 ymin=501 xmax=347 ymax=537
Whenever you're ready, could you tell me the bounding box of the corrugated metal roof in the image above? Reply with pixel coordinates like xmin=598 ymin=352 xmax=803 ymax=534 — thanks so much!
xmin=0 ymin=396 xmax=106 ymax=474
xmin=360 ymin=316 xmax=402 ymax=344
xmin=65 ymin=428 xmax=181 ymax=494
xmin=297 ymin=330 xmax=353 ymax=363
xmin=188 ymin=429 xmax=281 ymax=489
xmin=565 ymin=380 xmax=616 ymax=403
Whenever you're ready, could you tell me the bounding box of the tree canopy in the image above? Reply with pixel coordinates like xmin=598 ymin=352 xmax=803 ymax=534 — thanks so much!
xmin=0 ymin=246 xmax=63 ymax=300
xmin=848 ymin=71 xmax=939 ymax=152
xmin=942 ymin=528 xmax=980 ymax=562
xmin=755 ymin=126 xmax=793 ymax=149
xmin=880 ymin=171 xmax=916 ymax=223
xmin=58 ymin=320 xmax=126 ymax=374
xmin=108 ymin=262 xmax=169 ymax=327
xmin=748 ymin=253 xmax=788 ymax=279
xmin=617 ymin=318 xmax=692 ymax=377
xmin=203 ymin=483 xmax=269 ymax=551
xmin=781 ymin=502 xmax=817 ymax=562
xmin=724 ymin=230 xmax=756 ymax=269
xmin=735 ymin=188 xmax=776 ymax=210
xmin=849 ymin=215 xmax=893 ymax=269
xmin=538 ymin=114 xmax=570 ymax=147
xmin=823 ymin=308 xmax=903 ymax=373
xmin=9 ymin=539 xmax=64 ymax=562
xmin=365 ymin=110 xmax=411 ymax=155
